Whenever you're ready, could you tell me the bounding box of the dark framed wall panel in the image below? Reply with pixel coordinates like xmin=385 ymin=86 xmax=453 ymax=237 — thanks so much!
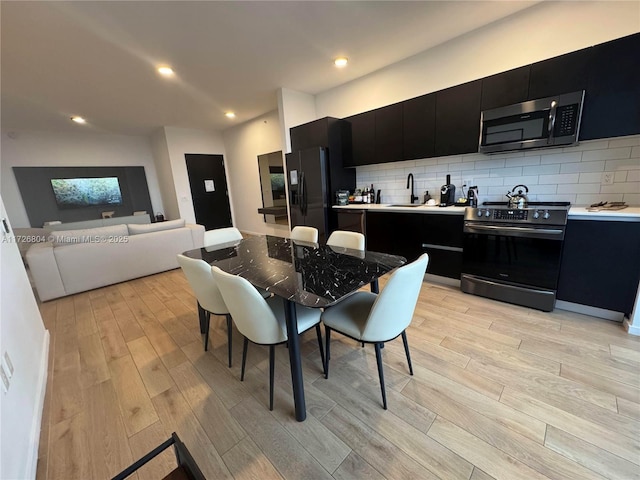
xmin=13 ymin=166 xmax=153 ymax=227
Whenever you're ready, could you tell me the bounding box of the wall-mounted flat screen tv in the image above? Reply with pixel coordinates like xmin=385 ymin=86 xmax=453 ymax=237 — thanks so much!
xmin=51 ymin=177 xmax=123 ymax=208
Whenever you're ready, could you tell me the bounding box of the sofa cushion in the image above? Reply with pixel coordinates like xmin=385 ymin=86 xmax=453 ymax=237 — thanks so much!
xmin=50 ymin=224 xmax=129 ymax=247
xmin=128 ymin=219 xmax=185 ymax=235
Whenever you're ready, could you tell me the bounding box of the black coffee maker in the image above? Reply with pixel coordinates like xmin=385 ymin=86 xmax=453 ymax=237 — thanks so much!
xmin=439 ymin=174 xmax=456 ymax=207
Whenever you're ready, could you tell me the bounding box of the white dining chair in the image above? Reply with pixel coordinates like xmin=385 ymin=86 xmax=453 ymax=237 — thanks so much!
xmin=326 ymin=230 xmax=365 ymax=250
xmin=290 ymin=226 xmax=318 ymax=243
xmin=177 ymin=254 xmax=234 ymax=365
xmin=177 ymin=253 xmax=270 ymax=366
xmin=211 ymin=265 xmax=325 ymax=411
xmin=321 ymin=253 xmax=429 ymax=409
xmin=204 ymin=227 xmax=243 ymax=248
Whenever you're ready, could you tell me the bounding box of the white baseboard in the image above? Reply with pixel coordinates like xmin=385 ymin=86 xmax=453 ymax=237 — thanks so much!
xmin=623 ymin=318 xmax=640 ymax=336
xmin=555 ymin=300 xmax=624 ymax=322
xmin=27 ymin=330 xmax=50 ymax=479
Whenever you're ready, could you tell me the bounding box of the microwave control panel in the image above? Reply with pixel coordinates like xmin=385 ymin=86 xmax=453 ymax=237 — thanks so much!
xmin=554 ymin=104 xmax=579 ymax=136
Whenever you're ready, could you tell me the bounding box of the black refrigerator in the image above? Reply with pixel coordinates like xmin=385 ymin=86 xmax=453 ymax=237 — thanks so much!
xmin=286 ymin=146 xmax=354 ymax=244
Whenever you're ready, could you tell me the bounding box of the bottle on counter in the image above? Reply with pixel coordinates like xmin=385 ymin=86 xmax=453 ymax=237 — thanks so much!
xmin=363 ymin=186 xmax=370 ymax=203
xmin=370 ymin=184 xmax=375 ymax=204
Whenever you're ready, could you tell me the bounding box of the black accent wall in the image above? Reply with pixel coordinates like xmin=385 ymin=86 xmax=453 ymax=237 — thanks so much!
xmin=13 ymin=166 xmax=153 ymax=227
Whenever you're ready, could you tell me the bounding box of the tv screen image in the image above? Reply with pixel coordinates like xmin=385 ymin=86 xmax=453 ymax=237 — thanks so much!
xmin=51 ymin=177 xmax=123 ymax=208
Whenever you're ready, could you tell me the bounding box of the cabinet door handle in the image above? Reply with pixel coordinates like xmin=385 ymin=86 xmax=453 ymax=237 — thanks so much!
xmin=421 ymin=243 xmax=463 ymax=253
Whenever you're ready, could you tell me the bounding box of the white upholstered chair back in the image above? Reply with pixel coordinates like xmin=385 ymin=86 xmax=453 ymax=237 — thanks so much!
xmin=204 ymin=227 xmax=243 ymax=248
xmin=326 ymin=231 xmax=365 ymax=250
xmin=211 ymin=266 xmax=287 ymax=345
xmin=290 ymin=226 xmax=318 ymax=243
xmin=361 ymin=253 xmax=429 ymax=342
xmin=176 ymin=254 xmax=228 ymax=315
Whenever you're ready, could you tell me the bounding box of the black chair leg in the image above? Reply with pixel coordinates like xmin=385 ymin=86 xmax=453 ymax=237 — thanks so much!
xmin=203 ymin=312 xmax=211 ymax=352
xmin=324 ymin=325 xmax=331 ymax=379
xmin=269 ymin=345 xmax=275 ymax=411
xmin=197 ymin=303 xmax=206 ymax=334
xmin=240 ymin=337 xmax=249 ymax=381
xmin=374 ymin=343 xmax=387 ymax=410
xmin=401 ymin=331 xmax=414 ymax=376
xmin=226 ymin=314 xmax=233 ymax=368
xmin=315 ymin=324 xmax=326 ymax=376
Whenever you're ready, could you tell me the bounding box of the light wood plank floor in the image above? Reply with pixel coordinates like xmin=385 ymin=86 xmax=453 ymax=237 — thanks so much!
xmin=36 ymin=269 xmax=640 ymax=480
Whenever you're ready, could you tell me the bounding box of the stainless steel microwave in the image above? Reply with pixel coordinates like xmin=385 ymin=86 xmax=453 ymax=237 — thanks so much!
xmin=479 ymin=90 xmax=585 ymax=153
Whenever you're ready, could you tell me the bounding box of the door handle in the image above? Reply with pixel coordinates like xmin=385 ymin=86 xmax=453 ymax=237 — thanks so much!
xmin=299 ymin=172 xmax=305 ymax=215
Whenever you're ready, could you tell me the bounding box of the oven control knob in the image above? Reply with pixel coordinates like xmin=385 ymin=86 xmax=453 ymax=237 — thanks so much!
xmin=533 ymin=211 xmax=540 ymax=219
xmin=485 ymin=210 xmax=491 ymax=217
xmin=543 ymin=210 xmax=551 ymax=219
xmin=477 ymin=209 xmax=483 ymax=217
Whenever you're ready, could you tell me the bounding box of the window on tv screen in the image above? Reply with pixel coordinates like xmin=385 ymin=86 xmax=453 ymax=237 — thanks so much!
xmin=51 ymin=177 xmax=123 ymax=208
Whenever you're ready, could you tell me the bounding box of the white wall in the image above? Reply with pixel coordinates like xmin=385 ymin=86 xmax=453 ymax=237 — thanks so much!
xmin=0 ymin=196 xmax=49 ymax=479
xmin=223 ymin=110 xmax=287 ymax=236
xmin=150 ymin=128 xmax=180 ymax=221
xmin=277 ymin=88 xmax=316 ymax=154
xmin=158 ymin=127 xmax=226 ymax=224
xmin=0 ymin=130 xmax=164 ymax=227
xmin=315 ymin=1 xmax=640 ymax=118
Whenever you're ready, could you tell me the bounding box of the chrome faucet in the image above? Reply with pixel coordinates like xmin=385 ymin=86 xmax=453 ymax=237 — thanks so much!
xmin=407 ymin=173 xmax=419 ymax=204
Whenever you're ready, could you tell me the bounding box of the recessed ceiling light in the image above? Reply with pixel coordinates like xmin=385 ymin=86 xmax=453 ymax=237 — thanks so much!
xmin=157 ymin=66 xmax=175 ymax=77
xmin=225 ymin=112 xmax=236 ymax=119
xmin=334 ymin=57 xmax=348 ymax=68
xmin=71 ymin=116 xmax=86 ymax=124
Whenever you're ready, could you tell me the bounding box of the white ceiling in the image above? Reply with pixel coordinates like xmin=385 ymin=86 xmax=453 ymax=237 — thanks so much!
xmin=1 ymin=1 xmax=539 ymax=136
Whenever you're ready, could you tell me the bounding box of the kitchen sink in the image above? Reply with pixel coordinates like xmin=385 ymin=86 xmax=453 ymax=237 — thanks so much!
xmin=388 ymin=204 xmax=423 ymax=207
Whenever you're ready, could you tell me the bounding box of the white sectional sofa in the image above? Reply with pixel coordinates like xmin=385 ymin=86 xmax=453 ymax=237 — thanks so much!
xmin=26 ymin=219 xmax=204 ymax=301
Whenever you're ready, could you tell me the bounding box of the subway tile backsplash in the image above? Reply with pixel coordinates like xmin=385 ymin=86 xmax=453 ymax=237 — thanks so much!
xmin=355 ymin=135 xmax=640 ymax=206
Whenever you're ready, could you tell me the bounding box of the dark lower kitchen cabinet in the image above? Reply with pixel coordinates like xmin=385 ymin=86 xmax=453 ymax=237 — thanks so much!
xmin=366 ymin=212 xmax=423 ymax=263
xmin=403 ymin=93 xmax=436 ymax=160
xmin=580 ymin=33 xmax=640 ymax=140
xmin=435 ymin=80 xmax=482 ymax=157
xmin=344 ymin=110 xmax=375 ymax=167
xmin=481 ymin=65 xmax=530 ymax=111
xmin=335 ymin=209 xmax=366 ymax=235
xmin=420 ymin=214 xmax=464 ymax=279
xmin=557 ymin=220 xmax=640 ymax=315
xmin=375 ymin=103 xmax=403 ymax=164
xmin=366 ymin=211 xmax=464 ymax=279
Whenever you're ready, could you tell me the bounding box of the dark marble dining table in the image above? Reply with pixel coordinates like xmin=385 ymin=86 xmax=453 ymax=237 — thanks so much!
xmin=183 ymin=234 xmax=406 ymax=421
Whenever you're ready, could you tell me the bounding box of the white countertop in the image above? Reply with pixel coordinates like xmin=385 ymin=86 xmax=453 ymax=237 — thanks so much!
xmin=333 ymin=203 xmax=640 ymax=221
xmin=568 ymin=206 xmax=640 ymax=221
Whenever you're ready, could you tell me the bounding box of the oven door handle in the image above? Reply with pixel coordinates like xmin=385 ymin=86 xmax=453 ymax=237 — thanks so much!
xmin=464 ymin=223 xmax=565 ymax=239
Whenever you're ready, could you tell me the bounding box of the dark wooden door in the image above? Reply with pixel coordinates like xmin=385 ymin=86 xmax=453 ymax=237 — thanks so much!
xmin=185 ymin=154 xmax=232 ymax=230
xmin=481 ymin=65 xmax=530 ymax=110
xmin=528 ymin=47 xmax=591 ymax=100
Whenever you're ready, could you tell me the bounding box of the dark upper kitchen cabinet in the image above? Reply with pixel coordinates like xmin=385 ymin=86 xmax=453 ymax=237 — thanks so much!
xmin=580 ymin=33 xmax=640 ymax=140
xmin=403 ymin=93 xmax=436 ymax=160
xmin=290 ymin=117 xmax=352 ymax=163
xmin=434 ymin=80 xmax=482 ymax=157
xmin=528 ymin=47 xmax=591 ymax=100
xmin=481 ymin=66 xmax=530 ymax=111
xmin=344 ymin=110 xmax=375 ymax=167
xmin=557 ymin=220 xmax=640 ymax=315
xmin=375 ymin=103 xmax=404 ymax=164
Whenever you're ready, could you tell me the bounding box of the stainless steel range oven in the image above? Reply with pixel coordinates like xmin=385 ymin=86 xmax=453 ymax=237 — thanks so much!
xmin=461 ymin=202 xmax=570 ymax=311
